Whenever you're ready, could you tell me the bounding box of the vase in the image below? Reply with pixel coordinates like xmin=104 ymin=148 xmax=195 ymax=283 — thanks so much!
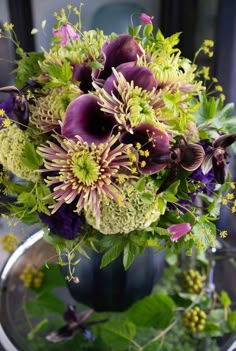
xmin=63 ymin=247 xmax=165 ymax=312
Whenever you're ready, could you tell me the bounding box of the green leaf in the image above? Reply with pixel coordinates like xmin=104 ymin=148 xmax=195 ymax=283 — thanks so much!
xmin=123 ymin=243 xmax=140 ymax=270
xmin=127 ymin=293 xmax=175 ymax=329
xmin=21 ymin=142 xmax=42 ymax=170
xmin=100 ymin=241 xmax=125 ymax=269
xmin=220 ymin=290 xmax=231 ymax=308
xmin=100 ymin=320 xmax=136 ymax=350
xmin=191 ymin=216 xmax=216 ymax=251
xmin=27 ymin=319 xmax=48 ymax=340
xmin=26 ymin=292 xmax=65 ymax=316
xmin=143 ymin=24 xmax=153 ymax=37
xmin=89 ymin=60 xmax=104 ymax=69
xmin=37 ymin=262 xmax=67 ymax=292
xmin=142 ymin=340 xmax=162 ymax=351
xmin=227 ymin=311 xmax=236 ymax=331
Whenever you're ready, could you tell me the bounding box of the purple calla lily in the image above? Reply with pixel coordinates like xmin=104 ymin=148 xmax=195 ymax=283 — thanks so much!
xmin=61 ymin=94 xmax=117 ymax=144
xmin=72 ymin=63 xmax=93 ymax=93
xmin=104 ymin=62 xmax=158 ymax=94
xmin=120 ymin=122 xmax=170 ymax=174
xmin=99 ymin=34 xmax=144 ymax=80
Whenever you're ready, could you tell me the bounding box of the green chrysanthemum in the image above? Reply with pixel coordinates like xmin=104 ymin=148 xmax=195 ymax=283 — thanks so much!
xmin=0 ymin=124 xmax=39 ymax=181
xmin=96 ymin=70 xmax=168 ymax=133
xmin=30 ymin=85 xmax=80 ymax=132
xmin=85 ymin=179 xmax=166 ymax=234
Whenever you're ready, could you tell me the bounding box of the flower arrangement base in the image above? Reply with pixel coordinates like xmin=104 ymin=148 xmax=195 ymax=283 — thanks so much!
xmin=63 ymin=248 xmax=165 ymax=312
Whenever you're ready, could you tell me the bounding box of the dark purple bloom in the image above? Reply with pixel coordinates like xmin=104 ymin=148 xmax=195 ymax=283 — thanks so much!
xmin=120 ymin=122 xmax=170 ymax=174
xmin=98 ymin=34 xmax=144 ymax=80
xmin=202 ymin=134 xmax=236 ymax=184
xmin=0 ymin=86 xmax=29 ymax=130
xmin=104 ymin=62 xmax=158 ymax=95
xmin=72 ymin=63 xmax=93 ymax=93
xmin=39 ymin=202 xmax=85 ymax=240
xmin=62 ymin=94 xmax=117 ymax=144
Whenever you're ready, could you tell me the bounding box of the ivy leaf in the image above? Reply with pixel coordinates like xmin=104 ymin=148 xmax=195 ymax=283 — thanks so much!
xmin=127 ymin=293 xmax=175 ymax=329
xmin=100 ymin=320 xmax=136 ymax=350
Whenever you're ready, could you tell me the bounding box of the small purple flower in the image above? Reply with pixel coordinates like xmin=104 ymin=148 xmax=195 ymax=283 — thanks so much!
xmin=167 ymin=223 xmax=191 ymax=242
xmin=139 ymin=13 xmax=154 ymax=25
xmin=0 ymin=87 xmax=29 ymax=130
xmin=99 ymin=34 xmax=144 ymax=80
xmin=120 ymin=122 xmax=170 ymax=174
xmin=62 ymin=94 xmax=117 ymax=144
xmin=202 ymin=134 xmax=236 ymax=184
xmin=39 ymin=202 xmax=85 ymax=240
xmin=53 ymin=23 xmax=79 ymax=46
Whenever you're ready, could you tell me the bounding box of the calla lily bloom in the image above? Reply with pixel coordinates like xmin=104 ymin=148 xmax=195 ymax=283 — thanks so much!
xmin=62 ymin=94 xmax=117 ymax=144
xmin=167 ymin=223 xmax=191 ymax=242
xmin=120 ymin=122 xmax=170 ymax=174
xmin=104 ymin=62 xmax=158 ymax=94
xmin=53 ymin=23 xmax=79 ymax=46
xmin=139 ymin=13 xmax=154 ymax=24
xmin=72 ymin=63 xmax=93 ymax=93
xmin=202 ymin=133 xmax=236 ymax=184
xmin=99 ymin=34 xmax=144 ymax=80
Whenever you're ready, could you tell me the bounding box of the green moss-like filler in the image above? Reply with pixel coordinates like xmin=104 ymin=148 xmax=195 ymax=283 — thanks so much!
xmin=85 ymin=179 xmax=166 ymax=234
xmin=0 ymin=124 xmax=39 ymax=181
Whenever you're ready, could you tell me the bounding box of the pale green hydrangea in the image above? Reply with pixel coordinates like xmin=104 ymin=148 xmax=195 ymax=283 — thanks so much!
xmin=85 ymin=179 xmax=166 ymax=234
xmin=0 ymin=124 xmax=39 ymax=181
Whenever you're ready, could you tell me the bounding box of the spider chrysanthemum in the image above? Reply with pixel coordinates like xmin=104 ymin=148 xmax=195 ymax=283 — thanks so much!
xmin=37 ymin=134 xmax=132 ymax=222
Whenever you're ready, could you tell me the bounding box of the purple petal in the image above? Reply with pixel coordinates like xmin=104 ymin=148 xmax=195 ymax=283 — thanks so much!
xmin=99 ymin=34 xmax=144 ymax=80
xmin=120 ymin=122 xmax=170 ymax=174
xmin=167 ymin=223 xmax=191 ymax=242
xmin=213 ymin=133 xmax=236 ymax=149
xmin=72 ymin=63 xmax=93 ymax=93
xmin=62 ymin=95 xmax=117 ymax=144
xmin=139 ymin=13 xmax=154 ymax=24
xmin=0 ymin=94 xmax=14 ymax=115
xmin=39 ymin=202 xmax=85 ymax=240
xmin=104 ymin=62 xmax=158 ymax=94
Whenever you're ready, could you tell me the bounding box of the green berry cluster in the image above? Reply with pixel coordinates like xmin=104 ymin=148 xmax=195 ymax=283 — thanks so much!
xmin=181 ymin=269 xmax=204 ymax=293
xmin=19 ymin=267 xmax=44 ymax=289
xmin=182 ymin=306 xmax=206 ymax=333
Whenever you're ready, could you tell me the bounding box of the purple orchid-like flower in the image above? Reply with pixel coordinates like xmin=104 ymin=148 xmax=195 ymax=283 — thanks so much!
xmin=0 ymin=86 xmax=29 ymax=130
xmin=150 ymin=137 xmax=205 ymax=172
xmin=139 ymin=13 xmax=154 ymax=24
xmin=104 ymin=62 xmax=158 ymax=95
xmin=39 ymin=202 xmax=85 ymax=240
xmin=167 ymin=222 xmax=192 ymax=242
xmin=61 ymin=94 xmax=117 ymax=144
xmin=72 ymin=63 xmax=93 ymax=93
xmin=202 ymin=133 xmax=236 ymax=184
xmin=53 ymin=23 xmax=79 ymax=46
xmin=98 ymin=34 xmax=144 ymax=80
xmin=120 ymin=122 xmax=170 ymax=174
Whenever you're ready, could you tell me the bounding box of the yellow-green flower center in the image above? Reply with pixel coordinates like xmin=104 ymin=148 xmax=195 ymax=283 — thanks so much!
xmin=128 ymin=93 xmax=155 ymax=127
xmin=72 ymin=151 xmax=100 ymax=185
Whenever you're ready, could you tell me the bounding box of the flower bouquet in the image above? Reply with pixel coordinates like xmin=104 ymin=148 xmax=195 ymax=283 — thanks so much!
xmin=0 ymin=5 xmax=236 ymax=279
